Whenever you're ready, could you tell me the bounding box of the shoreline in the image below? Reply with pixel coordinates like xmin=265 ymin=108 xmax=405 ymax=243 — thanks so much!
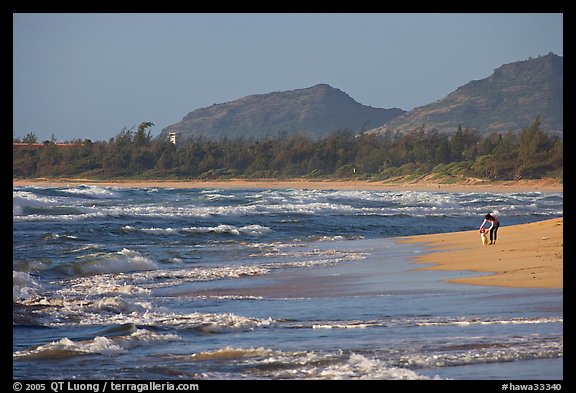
xmin=399 ymin=217 xmax=563 ymax=289
xmin=13 ymin=177 xmax=563 ymax=193
xmin=13 ymin=177 xmax=563 ymax=289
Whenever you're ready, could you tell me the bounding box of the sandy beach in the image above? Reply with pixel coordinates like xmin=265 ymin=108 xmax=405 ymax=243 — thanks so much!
xmin=12 ymin=177 xmax=563 ymax=193
xmin=400 ymin=217 xmax=563 ymax=289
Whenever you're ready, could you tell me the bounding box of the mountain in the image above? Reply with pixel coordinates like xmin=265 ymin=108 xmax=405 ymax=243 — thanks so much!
xmin=160 ymin=84 xmax=405 ymax=141
xmin=366 ymin=53 xmax=563 ymax=137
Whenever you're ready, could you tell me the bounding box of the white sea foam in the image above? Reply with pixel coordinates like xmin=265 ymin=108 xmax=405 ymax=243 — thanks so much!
xmin=293 ymin=316 xmax=563 ymax=330
xmin=139 ymin=227 xmax=180 ymax=235
xmin=188 ymin=347 xmax=442 ymax=380
xmin=30 ymin=246 xmax=366 ymax=324
xmin=13 ymin=329 xmax=180 ymax=360
xmin=182 ymin=224 xmax=272 ymax=236
xmin=50 ymin=299 xmax=275 ymax=331
xmin=59 ymin=275 xmax=151 ymax=298
xmin=13 ymin=271 xmax=43 ymax=301
xmin=397 ymin=337 xmax=563 ymax=369
xmin=312 ymin=353 xmax=440 ymax=380
xmin=188 ymin=339 xmax=561 ymax=379
xmin=160 ymin=312 xmax=274 ymax=333
xmin=69 ymin=244 xmax=102 ymax=253
xmin=28 ymin=269 xmax=274 ymax=329
xmin=13 ymin=188 xmax=563 ymax=222
xmin=122 ymin=224 xmax=272 ymax=236
xmin=201 ymin=191 xmax=237 ymax=201
xmin=13 ymin=186 xmax=562 ymax=220
xmin=61 ymin=185 xmax=122 ymax=199
xmin=188 ymin=346 xmax=278 ymax=361
xmin=74 ymin=248 xmax=158 ymax=275
xmin=415 ymin=316 xmax=564 ymax=327
xmin=193 ymin=295 xmax=264 ymax=301
xmin=129 ymin=265 xmax=272 ymax=288
xmin=13 ymin=211 xmax=107 ymax=222
xmin=43 ymin=233 xmax=79 ymax=240
xmin=52 ymin=245 xmax=366 ymax=293
xmin=312 ymin=322 xmax=371 ymax=329
xmin=91 ymin=297 xmax=153 ymax=314
xmin=13 ymin=191 xmax=59 ymax=216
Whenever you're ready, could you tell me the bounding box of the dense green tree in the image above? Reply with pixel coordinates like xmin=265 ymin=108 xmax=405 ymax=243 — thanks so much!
xmin=134 ymin=122 xmax=154 ymax=148
xmin=36 ymin=144 xmax=62 ymax=176
xmin=514 ymin=116 xmax=555 ymax=178
xmin=13 ymin=116 xmax=562 ymax=181
xmin=13 ymin=148 xmax=39 ymax=177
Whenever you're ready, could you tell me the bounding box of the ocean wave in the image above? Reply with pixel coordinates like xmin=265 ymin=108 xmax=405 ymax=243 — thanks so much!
xmin=182 ymin=347 xmax=442 ymax=380
xmin=57 ymin=274 xmax=152 ymax=298
xmin=64 ymin=249 xmax=159 ymax=276
xmin=17 ymin=265 xmax=276 ymax=329
xmin=68 ymin=244 xmax=102 ymax=253
xmin=13 ymin=328 xmax=180 ymax=360
xmin=185 ymin=338 xmax=561 ymax=379
xmin=308 ymin=235 xmax=363 ymax=242
xmin=122 ymin=225 xmax=180 ymax=235
xmin=50 ymin=245 xmax=366 ymax=290
xmin=296 ymin=316 xmax=564 ymax=330
xmin=102 ymin=201 xmax=561 ymax=220
xmin=13 ymin=188 xmax=563 ymax=222
xmin=310 ymin=353 xmax=441 ymax=380
xmin=13 ymin=191 xmax=60 ymax=216
xmin=129 ymin=265 xmax=272 ymax=288
xmin=397 ymin=336 xmax=563 ymax=369
xmin=121 ymin=224 xmax=273 ymax=236
xmin=91 ymin=297 xmax=153 ymax=314
xmin=13 ymin=212 xmax=107 ymax=222
xmin=14 ymin=247 xmax=367 ymax=325
xmin=13 ymin=271 xmax=43 ymax=301
xmin=15 ymin=246 xmax=367 ymax=325
xmin=193 ymin=295 xmax=265 ymax=301
xmin=188 ymin=346 xmax=277 ymax=361
xmin=60 ymin=301 xmax=274 ymax=331
xmin=60 ymin=185 xmax=122 ymax=199
xmin=414 ymin=316 xmax=564 ymax=327
xmin=42 ymin=233 xmax=80 ymax=241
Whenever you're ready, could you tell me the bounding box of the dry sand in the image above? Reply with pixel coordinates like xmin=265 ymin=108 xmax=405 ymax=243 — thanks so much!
xmin=400 ymin=217 xmax=563 ymax=289
xmin=12 ymin=177 xmax=563 ymax=193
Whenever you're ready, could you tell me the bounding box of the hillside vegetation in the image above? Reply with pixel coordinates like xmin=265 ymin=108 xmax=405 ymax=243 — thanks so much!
xmin=160 ymin=84 xmax=405 ymax=141
xmin=14 ymin=117 xmax=562 ymax=183
xmin=367 ymin=53 xmax=563 ymax=137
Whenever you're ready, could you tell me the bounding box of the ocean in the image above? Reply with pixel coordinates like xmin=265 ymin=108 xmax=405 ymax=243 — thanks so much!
xmin=13 ymin=185 xmax=563 ymax=380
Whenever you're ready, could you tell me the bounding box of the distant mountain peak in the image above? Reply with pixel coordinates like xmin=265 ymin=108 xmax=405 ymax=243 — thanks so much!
xmin=367 ymin=53 xmax=563 ymax=136
xmin=161 ymin=84 xmax=405 ymax=141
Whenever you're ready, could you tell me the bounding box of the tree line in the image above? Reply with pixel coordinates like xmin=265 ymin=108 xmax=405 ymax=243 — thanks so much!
xmin=13 ymin=117 xmax=562 ymax=182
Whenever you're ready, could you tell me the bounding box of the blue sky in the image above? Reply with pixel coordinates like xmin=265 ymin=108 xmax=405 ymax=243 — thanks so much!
xmin=13 ymin=13 xmax=563 ymax=142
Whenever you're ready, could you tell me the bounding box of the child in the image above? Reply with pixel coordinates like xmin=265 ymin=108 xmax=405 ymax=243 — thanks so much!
xmin=479 ymin=213 xmax=500 ymax=245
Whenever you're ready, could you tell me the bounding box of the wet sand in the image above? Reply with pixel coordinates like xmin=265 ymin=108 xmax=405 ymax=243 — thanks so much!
xmin=400 ymin=218 xmax=563 ymax=289
xmin=175 ymin=217 xmax=564 ymax=301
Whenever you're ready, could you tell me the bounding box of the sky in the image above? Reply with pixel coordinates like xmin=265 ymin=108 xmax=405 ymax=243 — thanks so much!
xmin=13 ymin=13 xmax=563 ymax=142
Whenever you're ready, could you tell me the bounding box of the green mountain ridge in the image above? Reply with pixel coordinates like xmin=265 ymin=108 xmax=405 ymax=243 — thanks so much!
xmin=366 ymin=53 xmax=563 ymax=136
xmin=160 ymin=53 xmax=562 ymax=142
xmin=160 ymin=84 xmax=405 ymax=141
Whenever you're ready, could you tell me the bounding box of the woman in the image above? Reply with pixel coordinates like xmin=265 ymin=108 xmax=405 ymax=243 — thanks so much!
xmin=479 ymin=213 xmax=500 ymax=245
